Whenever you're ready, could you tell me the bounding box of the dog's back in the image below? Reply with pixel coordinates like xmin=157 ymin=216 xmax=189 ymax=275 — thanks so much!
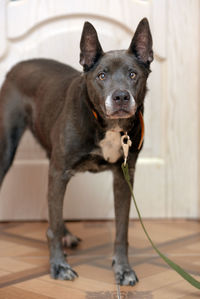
xmin=0 ymin=59 xmax=80 ymax=180
xmin=6 ymin=59 xmax=79 ymax=96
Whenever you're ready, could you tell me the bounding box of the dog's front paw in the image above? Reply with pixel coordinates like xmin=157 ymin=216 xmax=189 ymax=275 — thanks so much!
xmin=113 ymin=261 xmax=138 ymax=286
xmin=50 ymin=261 xmax=78 ymax=280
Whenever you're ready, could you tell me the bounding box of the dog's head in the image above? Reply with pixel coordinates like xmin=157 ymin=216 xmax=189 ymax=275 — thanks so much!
xmin=80 ymin=19 xmax=153 ymax=121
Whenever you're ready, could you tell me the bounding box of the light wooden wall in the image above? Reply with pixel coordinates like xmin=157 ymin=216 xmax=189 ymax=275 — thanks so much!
xmin=165 ymin=0 xmax=200 ymax=217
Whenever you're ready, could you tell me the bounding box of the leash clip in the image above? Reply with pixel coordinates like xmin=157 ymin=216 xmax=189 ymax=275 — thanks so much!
xmin=121 ymin=132 xmax=132 ymax=166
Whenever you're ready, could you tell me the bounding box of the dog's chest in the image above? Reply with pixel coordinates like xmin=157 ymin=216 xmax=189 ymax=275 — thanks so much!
xmin=99 ymin=130 xmax=122 ymax=163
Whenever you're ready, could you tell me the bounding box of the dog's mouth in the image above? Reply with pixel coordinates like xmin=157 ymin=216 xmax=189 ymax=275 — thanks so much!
xmin=105 ymin=107 xmax=137 ymax=119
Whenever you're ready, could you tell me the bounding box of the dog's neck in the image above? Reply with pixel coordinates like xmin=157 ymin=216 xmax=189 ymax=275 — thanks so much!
xmin=91 ymin=107 xmax=139 ymax=134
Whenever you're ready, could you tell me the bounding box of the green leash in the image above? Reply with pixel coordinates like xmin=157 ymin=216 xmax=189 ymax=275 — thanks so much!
xmin=121 ymin=162 xmax=200 ymax=290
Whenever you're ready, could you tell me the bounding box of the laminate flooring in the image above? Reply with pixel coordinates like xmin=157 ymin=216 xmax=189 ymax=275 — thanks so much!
xmin=0 ymin=220 xmax=200 ymax=298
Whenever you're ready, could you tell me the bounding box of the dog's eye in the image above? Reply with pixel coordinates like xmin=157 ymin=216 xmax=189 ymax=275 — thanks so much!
xmin=98 ymin=72 xmax=106 ymax=81
xmin=129 ymin=72 xmax=137 ymax=80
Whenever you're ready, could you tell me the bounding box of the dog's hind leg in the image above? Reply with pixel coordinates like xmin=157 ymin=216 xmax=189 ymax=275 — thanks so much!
xmin=62 ymin=225 xmax=81 ymax=249
xmin=0 ymin=84 xmax=27 ymax=186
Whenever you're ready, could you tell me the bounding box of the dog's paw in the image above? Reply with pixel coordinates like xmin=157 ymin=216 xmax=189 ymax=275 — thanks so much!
xmin=50 ymin=261 xmax=78 ymax=280
xmin=113 ymin=262 xmax=138 ymax=286
xmin=115 ymin=268 xmax=138 ymax=286
xmin=62 ymin=233 xmax=81 ymax=248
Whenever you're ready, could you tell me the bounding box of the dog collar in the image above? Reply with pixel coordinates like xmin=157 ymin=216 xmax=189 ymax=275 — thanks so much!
xmin=92 ymin=110 xmax=98 ymax=120
xmin=92 ymin=109 xmax=144 ymax=150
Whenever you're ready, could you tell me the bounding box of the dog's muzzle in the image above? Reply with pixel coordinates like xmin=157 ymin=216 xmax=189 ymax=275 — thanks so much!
xmin=105 ymin=89 xmax=136 ymax=119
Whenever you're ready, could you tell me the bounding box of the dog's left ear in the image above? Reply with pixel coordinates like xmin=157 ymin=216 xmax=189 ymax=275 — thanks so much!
xmin=128 ymin=18 xmax=153 ymax=65
xmin=80 ymin=22 xmax=103 ymax=71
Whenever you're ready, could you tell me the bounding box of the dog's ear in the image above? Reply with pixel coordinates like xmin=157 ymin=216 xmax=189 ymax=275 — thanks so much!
xmin=80 ymin=22 xmax=103 ymax=71
xmin=128 ymin=18 xmax=153 ymax=65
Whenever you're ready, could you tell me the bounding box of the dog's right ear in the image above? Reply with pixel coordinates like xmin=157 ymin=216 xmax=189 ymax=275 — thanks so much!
xmin=80 ymin=22 xmax=103 ymax=72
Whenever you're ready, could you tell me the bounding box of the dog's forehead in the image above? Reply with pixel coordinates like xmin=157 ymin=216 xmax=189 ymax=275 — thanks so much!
xmin=99 ymin=50 xmax=138 ymax=70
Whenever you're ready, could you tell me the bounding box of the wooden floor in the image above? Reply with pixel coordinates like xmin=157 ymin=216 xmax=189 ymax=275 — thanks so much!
xmin=0 ymin=220 xmax=200 ymax=298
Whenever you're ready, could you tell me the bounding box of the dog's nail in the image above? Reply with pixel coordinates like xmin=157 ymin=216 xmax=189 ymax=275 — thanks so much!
xmin=112 ymin=260 xmax=115 ymax=266
xmin=72 ymin=269 xmax=79 ymax=277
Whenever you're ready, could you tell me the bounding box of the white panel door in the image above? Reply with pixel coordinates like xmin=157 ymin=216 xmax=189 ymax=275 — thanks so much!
xmin=0 ymin=0 xmax=199 ymax=220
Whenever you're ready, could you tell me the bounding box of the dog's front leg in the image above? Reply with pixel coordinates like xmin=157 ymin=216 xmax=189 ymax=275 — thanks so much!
xmin=112 ymin=161 xmax=138 ymax=286
xmin=47 ymin=162 xmax=78 ymax=280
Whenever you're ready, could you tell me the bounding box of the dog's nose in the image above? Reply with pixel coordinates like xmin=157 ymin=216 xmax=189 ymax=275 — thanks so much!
xmin=112 ymin=90 xmax=130 ymax=103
